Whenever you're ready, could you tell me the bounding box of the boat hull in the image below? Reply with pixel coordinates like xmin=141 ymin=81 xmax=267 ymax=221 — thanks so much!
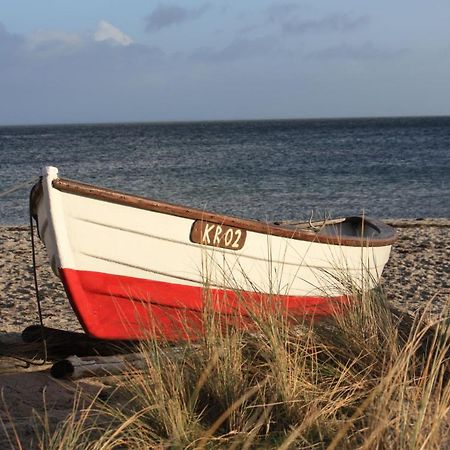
xmin=32 ymin=167 xmax=395 ymax=340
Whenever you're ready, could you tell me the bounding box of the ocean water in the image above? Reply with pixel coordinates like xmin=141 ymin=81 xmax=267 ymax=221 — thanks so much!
xmin=0 ymin=117 xmax=449 ymax=225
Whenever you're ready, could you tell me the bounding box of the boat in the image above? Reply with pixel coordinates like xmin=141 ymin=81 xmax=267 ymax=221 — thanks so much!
xmin=30 ymin=167 xmax=396 ymax=340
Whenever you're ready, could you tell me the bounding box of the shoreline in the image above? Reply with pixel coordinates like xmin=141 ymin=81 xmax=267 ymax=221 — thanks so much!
xmin=1 ymin=219 xmax=449 ymax=334
xmin=383 ymin=218 xmax=450 ymax=227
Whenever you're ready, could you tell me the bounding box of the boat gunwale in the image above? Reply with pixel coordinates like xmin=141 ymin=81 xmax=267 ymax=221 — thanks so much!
xmin=47 ymin=178 xmax=396 ymax=247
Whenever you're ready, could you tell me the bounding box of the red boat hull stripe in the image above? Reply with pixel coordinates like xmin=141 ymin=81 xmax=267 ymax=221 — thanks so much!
xmin=59 ymin=268 xmax=348 ymax=340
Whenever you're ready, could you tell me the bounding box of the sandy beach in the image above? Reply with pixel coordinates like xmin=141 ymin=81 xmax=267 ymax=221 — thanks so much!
xmin=1 ymin=219 xmax=449 ymax=334
xmin=382 ymin=218 xmax=449 ymax=315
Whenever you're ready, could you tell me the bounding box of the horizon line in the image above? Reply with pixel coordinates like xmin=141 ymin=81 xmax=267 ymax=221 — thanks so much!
xmin=1 ymin=113 xmax=450 ymax=128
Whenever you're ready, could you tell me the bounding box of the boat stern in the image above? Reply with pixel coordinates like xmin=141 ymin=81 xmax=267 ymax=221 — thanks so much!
xmin=30 ymin=166 xmax=75 ymax=277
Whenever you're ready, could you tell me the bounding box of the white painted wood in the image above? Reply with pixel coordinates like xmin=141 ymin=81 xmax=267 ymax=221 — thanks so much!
xmin=36 ymin=167 xmax=392 ymax=298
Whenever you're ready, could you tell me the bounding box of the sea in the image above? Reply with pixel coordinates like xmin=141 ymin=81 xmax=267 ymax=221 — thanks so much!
xmin=0 ymin=116 xmax=449 ymax=225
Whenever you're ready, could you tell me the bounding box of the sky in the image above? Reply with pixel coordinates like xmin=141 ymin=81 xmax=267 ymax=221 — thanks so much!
xmin=1 ymin=0 xmax=450 ymax=125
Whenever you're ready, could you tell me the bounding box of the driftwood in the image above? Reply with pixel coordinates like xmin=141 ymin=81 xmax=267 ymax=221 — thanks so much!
xmin=51 ymin=353 xmax=148 ymax=379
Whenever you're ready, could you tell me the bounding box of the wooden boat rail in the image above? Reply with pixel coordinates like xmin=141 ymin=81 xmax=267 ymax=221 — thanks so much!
xmin=43 ymin=178 xmax=396 ymax=247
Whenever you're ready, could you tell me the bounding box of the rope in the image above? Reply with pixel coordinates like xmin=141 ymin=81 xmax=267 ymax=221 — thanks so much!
xmin=0 ymin=181 xmax=48 ymax=367
xmin=29 ymin=188 xmax=48 ymax=363
xmin=0 ymin=177 xmax=39 ymax=198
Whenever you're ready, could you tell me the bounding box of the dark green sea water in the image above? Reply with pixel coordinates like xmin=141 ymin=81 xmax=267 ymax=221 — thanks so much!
xmin=0 ymin=117 xmax=449 ymax=224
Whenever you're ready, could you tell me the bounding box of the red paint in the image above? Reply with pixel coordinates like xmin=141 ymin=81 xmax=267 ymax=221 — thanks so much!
xmin=59 ymin=268 xmax=349 ymax=340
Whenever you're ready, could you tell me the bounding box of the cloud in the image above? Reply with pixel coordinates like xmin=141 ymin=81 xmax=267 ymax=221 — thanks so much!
xmin=0 ymin=21 xmax=162 ymax=71
xmin=266 ymin=2 xmax=302 ymax=23
xmin=0 ymin=21 xmax=167 ymax=123
xmin=190 ymin=36 xmax=279 ymax=63
xmin=145 ymin=3 xmax=209 ymax=31
xmin=309 ymin=42 xmax=407 ymax=61
xmin=1 ymin=20 xmax=135 ymax=65
xmin=239 ymin=2 xmax=302 ymax=35
xmin=0 ymin=22 xmax=25 ymax=60
xmin=7 ymin=21 xmax=150 ymax=63
xmin=0 ymin=22 xmax=22 ymax=42
xmin=282 ymin=13 xmax=370 ymax=34
xmin=25 ymin=30 xmax=84 ymax=57
xmin=94 ymin=20 xmax=133 ymax=46
xmin=239 ymin=8 xmax=369 ymax=43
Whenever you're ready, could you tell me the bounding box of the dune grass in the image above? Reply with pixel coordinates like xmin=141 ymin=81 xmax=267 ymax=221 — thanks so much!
xmin=3 ymin=286 xmax=450 ymax=449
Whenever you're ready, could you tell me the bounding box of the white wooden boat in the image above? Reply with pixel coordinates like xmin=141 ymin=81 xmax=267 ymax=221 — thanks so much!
xmin=31 ymin=167 xmax=396 ymax=340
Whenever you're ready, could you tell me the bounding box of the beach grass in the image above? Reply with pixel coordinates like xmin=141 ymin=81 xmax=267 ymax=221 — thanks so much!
xmin=3 ymin=284 xmax=449 ymax=449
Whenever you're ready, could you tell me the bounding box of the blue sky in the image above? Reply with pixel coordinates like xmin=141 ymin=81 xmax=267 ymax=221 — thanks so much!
xmin=1 ymin=0 xmax=449 ymax=125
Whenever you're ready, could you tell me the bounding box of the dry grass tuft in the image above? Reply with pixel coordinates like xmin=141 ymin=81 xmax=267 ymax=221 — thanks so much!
xmin=3 ymin=287 xmax=450 ymax=449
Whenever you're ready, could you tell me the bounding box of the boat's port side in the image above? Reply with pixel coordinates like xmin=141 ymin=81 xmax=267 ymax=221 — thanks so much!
xmin=30 ymin=166 xmax=397 ymax=340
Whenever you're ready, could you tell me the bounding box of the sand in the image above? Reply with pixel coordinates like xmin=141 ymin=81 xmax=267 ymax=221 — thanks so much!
xmin=382 ymin=218 xmax=450 ymax=315
xmin=0 ymin=220 xmax=448 ymax=445
xmin=0 ymin=226 xmax=81 ymax=334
